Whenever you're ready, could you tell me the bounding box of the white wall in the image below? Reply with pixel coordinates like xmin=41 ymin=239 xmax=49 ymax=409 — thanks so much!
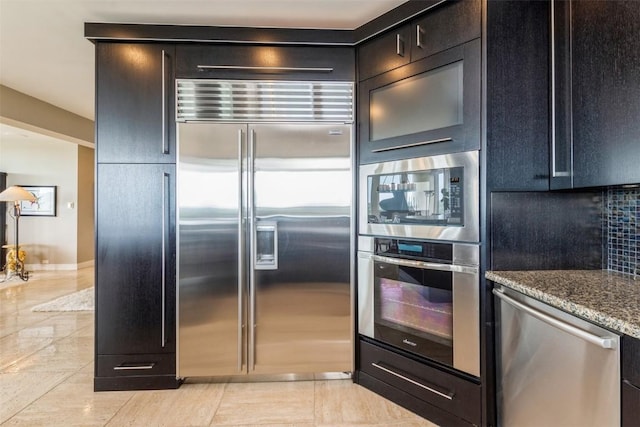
xmin=0 ymin=132 xmax=86 ymax=268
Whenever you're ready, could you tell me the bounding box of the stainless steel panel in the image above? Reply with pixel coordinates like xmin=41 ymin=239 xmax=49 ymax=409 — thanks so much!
xmin=251 ymin=122 xmax=353 ymax=374
xmin=357 ymin=251 xmax=374 ymax=338
xmin=176 ymin=80 xmax=354 ymax=123
xmin=358 ymin=150 xmax=479 ymax=242
xmin=178 ymin=122 xmax=246 ymax=377
xmin=452 ymin=260 xmax=480 ymax=377
xmin=495 ymin=285 xmax=620 ymax=427
xmin=358 ymin=235 xmax=375 ymax=253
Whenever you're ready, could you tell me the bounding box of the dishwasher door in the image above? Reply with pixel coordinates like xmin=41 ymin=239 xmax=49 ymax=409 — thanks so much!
xmin=494 ymin=285 xmax=620 ymax=427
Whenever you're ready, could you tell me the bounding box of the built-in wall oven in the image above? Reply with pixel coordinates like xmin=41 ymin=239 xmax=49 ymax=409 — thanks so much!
xmin=358 ymin=236 xmax=479 ymax=377
xmin=358 ymin=150 xmax=480 ymax=377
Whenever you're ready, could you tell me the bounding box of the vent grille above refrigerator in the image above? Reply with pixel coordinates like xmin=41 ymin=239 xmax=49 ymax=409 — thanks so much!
xmin=176 ymin=79 xmax=354 ymax=123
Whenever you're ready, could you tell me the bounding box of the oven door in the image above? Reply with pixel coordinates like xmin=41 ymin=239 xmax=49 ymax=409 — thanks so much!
xmin=368 ymin=254 xmax=479 ymax=377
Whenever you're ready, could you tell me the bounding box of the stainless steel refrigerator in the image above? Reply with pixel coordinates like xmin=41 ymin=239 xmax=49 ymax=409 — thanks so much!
xmin=177 ymin=121 xmax=353 ymax=378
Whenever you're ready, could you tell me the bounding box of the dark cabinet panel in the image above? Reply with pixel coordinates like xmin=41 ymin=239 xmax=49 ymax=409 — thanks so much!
xmin=486 ymin=0 xmax=550 ymax=191
xmin=96 ymin=43 xmax=175 ymax=163
xmin=358 ymin=39 xmax=480 ymax=164
xmin=623 ymin=335 xmax=640 ymax=426
xmin=176 ymin=44 xmax=355 ymax=81
xmin=490 ymin=191 xmax=602 ymax=270
xmin=359 ymin=339 xmax=481 ymax=426
xmin=623 ymin=335 xmax=640 ymax=387
xmin=410 ymin=0 xmax=481 ymax=62
xmin=552 ymin=1 xmax=640 ymax=188
xmin=622 ymin=382 xmax=640 ymax=427
xmin=96 ymin=163 xmax=176 ymax=357
xmin=357 ymin=25 xmax=411 ymax=81
xmin=571 ymin=1 xmax=640 ymax=187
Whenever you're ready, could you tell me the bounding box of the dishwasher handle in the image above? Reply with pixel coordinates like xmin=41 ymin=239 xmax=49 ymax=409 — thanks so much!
xmin=493 ymin=288 xmax=617 ymax=350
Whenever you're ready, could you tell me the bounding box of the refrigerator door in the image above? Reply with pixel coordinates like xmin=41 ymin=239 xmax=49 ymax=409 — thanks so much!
xmin=178 ymin=122 xmax=246 ymax=377
xmin=249 ymin=123 xmax=353 ymax=374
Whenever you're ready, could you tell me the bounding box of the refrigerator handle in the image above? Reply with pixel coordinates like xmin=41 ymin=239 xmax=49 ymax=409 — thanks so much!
xmin=237 ymin=128 xmax=245 ymax=373
xmin=248 ymin=128 xmax=256 ymax=371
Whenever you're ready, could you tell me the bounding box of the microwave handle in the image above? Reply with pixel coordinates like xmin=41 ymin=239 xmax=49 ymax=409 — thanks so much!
xmin=372 ymin=254 xmax=477 ymax=275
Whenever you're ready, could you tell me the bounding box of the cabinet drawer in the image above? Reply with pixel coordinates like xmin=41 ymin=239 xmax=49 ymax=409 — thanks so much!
xmin=411 ymin=0 xmax=481 ymax=62
xmin=176 ymin=44 xmax=355 ymax=81
xmin=360 ymin=340 xmax=481 ymax=425
xmin=357 ymin=25 xmax=411 ymax=81
xmin=96 ymin=353 xmax=175 ymax=377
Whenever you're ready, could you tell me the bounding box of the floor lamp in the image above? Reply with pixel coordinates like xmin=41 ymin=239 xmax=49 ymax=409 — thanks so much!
xmin=0 ymin=185 xmax=36 ymax=281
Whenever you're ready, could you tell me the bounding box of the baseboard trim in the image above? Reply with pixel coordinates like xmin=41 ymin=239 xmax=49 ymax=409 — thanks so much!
xmin=94 ymin=375 xmax=183 ymax=392
xmin=27 ymin=259 xmax=95 ymax=271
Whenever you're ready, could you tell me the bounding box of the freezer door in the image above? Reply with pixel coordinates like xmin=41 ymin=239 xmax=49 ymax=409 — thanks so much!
xmin=249 ymin=123 xmax=353 ymax=375
xmin=178 ymin=122 xmax=246 ymax=377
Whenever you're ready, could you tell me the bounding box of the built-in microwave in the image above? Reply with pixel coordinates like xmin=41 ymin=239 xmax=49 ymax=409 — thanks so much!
xmin=358 ymin=39 xmax=480 ymax=164
xmin=359 ymin=150 xmax=479 ymax=243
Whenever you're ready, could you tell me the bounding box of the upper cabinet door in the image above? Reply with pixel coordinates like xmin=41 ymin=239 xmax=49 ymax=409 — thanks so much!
xmin=410 ymin=0 xmax=481 ymax=62
xmin=176 ymin=44 xmax=355 ymax=81
xmin=571 ymin=1 xmax=640 ymax=188
xmin=96 ymin=43 xmax=175 ymax=164
xmin=358 ymin=25 xmax=412 ymax=82
xmin=552 ymin=0 xmax=640 ymax=188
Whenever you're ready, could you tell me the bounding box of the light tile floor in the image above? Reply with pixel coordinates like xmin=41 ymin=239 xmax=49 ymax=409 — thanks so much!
xmin=0 ymin=268 xmax=436 ymax=426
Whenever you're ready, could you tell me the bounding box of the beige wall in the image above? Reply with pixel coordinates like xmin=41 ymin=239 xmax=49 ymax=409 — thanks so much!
xmin=77 ymin=145 xmax=95 ymax=263
xmin=0 ymin=85 xmax=94 ymax=146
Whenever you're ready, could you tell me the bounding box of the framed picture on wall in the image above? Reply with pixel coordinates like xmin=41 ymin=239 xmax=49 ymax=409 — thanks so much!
xmin=19 ymin=185 xmax=57 ymax=216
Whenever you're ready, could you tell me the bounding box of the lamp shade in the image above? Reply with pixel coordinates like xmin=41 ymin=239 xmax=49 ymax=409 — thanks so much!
xmin=0 ymin=186 xmax=37 ymax=202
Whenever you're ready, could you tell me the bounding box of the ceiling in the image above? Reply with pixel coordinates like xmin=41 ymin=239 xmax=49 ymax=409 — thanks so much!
xmin=0 ymin=0 xmax=406 ymax=122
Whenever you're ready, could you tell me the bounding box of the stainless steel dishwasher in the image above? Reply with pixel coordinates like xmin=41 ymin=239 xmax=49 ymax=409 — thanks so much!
xmin=494 ymin=285 xmax=620 ymax=427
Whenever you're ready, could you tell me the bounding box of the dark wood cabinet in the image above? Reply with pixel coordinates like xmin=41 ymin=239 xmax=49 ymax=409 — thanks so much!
xmin=552 ymin=0 xmax=640 ymax=189
xmin=95 ymin=163 xmax=178 ymax=391
xmin=358 ymin=38 xmax=480 ymax=164
xmin=176 ymin=44 xmax=355 ymax=81
xmin=410 ymin=0 xmax=481 ymax=63
xmin=96 ymin=43 xmax=175 ymax=164
xmin=357 ymin=25 xmax=411 ymax=82
xmin=356 ymin=1 xmax=481 ymax=164
xmin=359 ymin=339 xmax=481 ymax=426
xmin=486 ymin=0 xmax=550 ymax=191
xmin=357 ymin=0 xmax=481 ymax=83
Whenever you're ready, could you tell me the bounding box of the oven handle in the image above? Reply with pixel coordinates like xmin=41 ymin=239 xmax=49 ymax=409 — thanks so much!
xmin=372 ymin=254 xmax=478 ymax=275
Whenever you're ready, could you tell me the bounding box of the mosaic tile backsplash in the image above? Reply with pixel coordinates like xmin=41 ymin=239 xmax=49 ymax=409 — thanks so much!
xmin=605 ymin=187 xmax=639 ymax=277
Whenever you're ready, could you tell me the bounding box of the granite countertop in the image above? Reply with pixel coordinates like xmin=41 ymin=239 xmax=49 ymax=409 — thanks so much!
xmin=486 ymin=270 xmax=640 ymax=339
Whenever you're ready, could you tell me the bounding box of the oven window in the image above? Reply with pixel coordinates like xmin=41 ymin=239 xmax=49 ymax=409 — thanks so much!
xmin=373 ymin=262 xmax=454 ymax=365
xmin=379 ymin=277 xmax=453 ymax=344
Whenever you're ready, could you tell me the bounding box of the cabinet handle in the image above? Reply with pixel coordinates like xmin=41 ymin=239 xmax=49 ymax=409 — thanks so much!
xmin=161 ymin=49 xmax=170 ymax=155
xmin=371 ymin=137 xmax=453 ymax=153
xmin=196 ymin=65 xmax=333 ymax=73
xmin=493 ymin=288 xmax=617 ymax=349
xmin=550 ymin=0 xmax=572 ymax=179
xmin=114 ymin=363 xmax=155 ymax=371
xmin=371 ymin=362 xmax=454 ymax=400
xmin=396 ymin=34 xmax=405 ymax=57
xmin=161 ymin=172 xmax=169 ymax=348
xmin=416 ymin=24 xmax=426 ymax=48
